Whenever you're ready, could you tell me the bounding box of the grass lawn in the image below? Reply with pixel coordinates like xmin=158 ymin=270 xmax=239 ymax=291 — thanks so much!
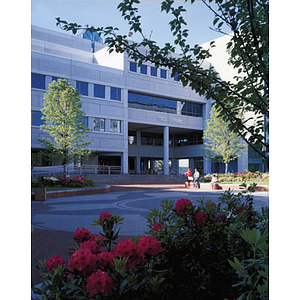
xmin=31 ymin=184 xmax=103 ymax=193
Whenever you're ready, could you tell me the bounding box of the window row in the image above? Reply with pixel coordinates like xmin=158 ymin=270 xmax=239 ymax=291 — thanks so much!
xmin=31 ymin=74 xmax=121 ymax=101
xmin=129 ymin=62 xmax=179 ymax=81
xmin=128 ymin=92 xmax=203 ymax=118
xmin=128 ymin=131 xmax=204 ymax=147
xmin=31 ymin=111 xmax=121 ymax=133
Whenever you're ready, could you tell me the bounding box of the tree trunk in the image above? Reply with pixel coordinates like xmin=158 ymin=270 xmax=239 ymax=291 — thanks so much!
xmin=225 ymin=163 xmax=228 ymax=180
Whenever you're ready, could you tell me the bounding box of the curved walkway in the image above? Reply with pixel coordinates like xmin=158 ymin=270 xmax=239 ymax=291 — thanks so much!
xmin=31 ymin=183 xmax=269 ymax=287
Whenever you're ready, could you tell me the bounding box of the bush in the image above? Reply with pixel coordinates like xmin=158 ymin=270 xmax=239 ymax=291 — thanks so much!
xmin=32 ymin=175 xmax=95 ymax=188
xmin=200 ymin=171 xmax=269 ymax=183
xmin=32 ymin=186 xmax=269 ymax=299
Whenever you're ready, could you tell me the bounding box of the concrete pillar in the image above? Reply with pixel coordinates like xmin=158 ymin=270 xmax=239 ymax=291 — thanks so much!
xmin=164 ymin=126 xmax=169 ymax=175
xmin=136 ymin=156 xmax=141 ymax=173
xmin=121 ymin=152 xmax=128 ymax=174
xmin=203 ymin=157 xmax=211 ymax=174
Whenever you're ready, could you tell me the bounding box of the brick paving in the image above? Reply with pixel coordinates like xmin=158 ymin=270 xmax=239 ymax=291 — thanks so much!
xmin=31 ymin=184 xmax=180 ymax=286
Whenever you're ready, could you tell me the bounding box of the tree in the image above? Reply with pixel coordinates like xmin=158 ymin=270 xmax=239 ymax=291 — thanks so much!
xmin=56 ymin=0 xmax=269 ymax=162
xmin=203 ymin=106 xmax=245 ymax=178
xmin=38 ymin=79 xmax=93 ymax=177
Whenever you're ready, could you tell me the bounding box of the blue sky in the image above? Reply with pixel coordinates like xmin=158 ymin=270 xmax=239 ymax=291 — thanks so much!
xmin=31 ymin=0 xmax=224 ymax=47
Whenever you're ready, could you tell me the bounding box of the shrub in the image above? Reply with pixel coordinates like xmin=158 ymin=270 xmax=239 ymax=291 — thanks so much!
xmin=32 ymin=175 xmax=95 ymax=188
xmin=33 ymin=186 xmax=269 ymax=299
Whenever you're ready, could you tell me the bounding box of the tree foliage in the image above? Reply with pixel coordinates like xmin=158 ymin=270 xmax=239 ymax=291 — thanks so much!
xmin=55 ymin=0 xmax=269 ymax=162
xmin=39 ymin=79 xmax=93 ymax=175
xmin=203 ymin=106 xmax=246 ymax=175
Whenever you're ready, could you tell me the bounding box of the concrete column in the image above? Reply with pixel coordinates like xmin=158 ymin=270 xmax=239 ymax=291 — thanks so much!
xmin=136 ymin=156 xmax=141 ymax=173
xmin=204 ymin=157 xmax=211 ymax=174
xmin=121 ymin=152 xmax=128 ymax=174
xmin=164 ymin=126 xmax=169 ymax=175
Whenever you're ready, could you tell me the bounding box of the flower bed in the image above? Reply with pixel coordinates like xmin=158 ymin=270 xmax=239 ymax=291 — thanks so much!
xmin=32 ymin=185 xmax=269 ymax=300
xmin=32 ymin=175 xmax=95 ymax=188
xmin=200 ymin=170 xmax=269 ymax=183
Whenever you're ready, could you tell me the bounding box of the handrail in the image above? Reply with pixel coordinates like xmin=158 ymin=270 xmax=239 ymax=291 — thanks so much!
xmin=31 ymin=165 xmax=122 ymax=177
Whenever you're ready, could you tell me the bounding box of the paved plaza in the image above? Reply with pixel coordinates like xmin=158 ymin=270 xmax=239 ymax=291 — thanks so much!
xmin=31 ymin=183 xmax=269 ymax=293
xmin=32 ymin=184 xmax=269 ymax=236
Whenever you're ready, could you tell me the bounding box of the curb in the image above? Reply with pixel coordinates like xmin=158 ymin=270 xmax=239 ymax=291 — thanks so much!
xmin=31 ymin=185 xmax=110 ymax=200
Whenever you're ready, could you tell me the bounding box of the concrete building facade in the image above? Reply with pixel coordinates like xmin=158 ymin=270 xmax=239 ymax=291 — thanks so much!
xmin=31 ymin=25 xmax=249 ymax=175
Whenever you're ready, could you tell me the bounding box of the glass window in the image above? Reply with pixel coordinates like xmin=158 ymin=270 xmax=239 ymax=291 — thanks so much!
xmin=160 ymin=69 xmax=167 ymax=79
xmin=94 ymin=118 xmax=105 ymax=131
xmin=130 ymin=62 xmax=137 ymax=72
xmin=94 ymin=84 xmax=105 ymax=98
xmin=128 ymin=131 xmax=136 ymax=145
xmin=52 ymin=77 xmax=65 ymax=82
xmin=110 ymin=120 xmax=121 ymax=133
xmin=31 ymin=111 xmax=44 ymax=126
xmin=81 ymin=116 xmax=88 ymax=127
xmin=174 ymin=73 xmax=180 ymax=81
xmin=76 ymin=81 xmax=88 ymax=96
xmin=151 ymin=67 xmax=157 ymax=77
xmin=31 ymin=73 xmax=45 ymax=89
xmin=140 ymin=65 xmax=147 ymax=74
xmin=110 ymin=87 xmax=121 ymax=101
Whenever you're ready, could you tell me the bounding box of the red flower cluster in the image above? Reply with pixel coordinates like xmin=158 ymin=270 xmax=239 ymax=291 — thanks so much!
xmin=237 ymin=205 xmax=253 ymax=218
xmin=45 ymin=255 xmax=65 ymax=272
xmin=113 ymin=239 xmax=139 ymax=268
xmin=86 ymin=270 xmax=114 ymax=296
xmin=194 ymin=212 xmax=209 ymax=226
xmin=175 ymin=198 xmax=194 ymax=214
xmin=68 ymin=248 xmax=98 ymax=276
xmin=80 ymin=240 xmax=101 ymax=254
xmin=151 ymin=222 xmax=165 ymax=233
xmin=97 ymin=251 xmax=115 ymax=268
xmin=99 ymin=211 xmax=112 ymax=222
xmin=215 ymin=213 xmax=227 ymax=222
xmin=91 ymin=233 xmax=105 ymax=245
xmin=137 ymin=235 xmax=162 ymax=260
xmin=113 ymin=236 xmax=162 ymax=268
xmin=73 ymin=227 xmax=92 ymax=243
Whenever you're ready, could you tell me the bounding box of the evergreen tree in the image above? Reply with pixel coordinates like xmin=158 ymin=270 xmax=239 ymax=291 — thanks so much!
xmin=38 ymin=79 xmax=93 ymax=176
xmin=203 ymin=106 xmax=245 ymax=178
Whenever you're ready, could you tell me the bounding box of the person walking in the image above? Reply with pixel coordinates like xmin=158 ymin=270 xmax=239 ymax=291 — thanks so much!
xmin=193 ymin=168 xmax=200 ymax=189
xmin=185 ymin=168 xmax=193 ymax=188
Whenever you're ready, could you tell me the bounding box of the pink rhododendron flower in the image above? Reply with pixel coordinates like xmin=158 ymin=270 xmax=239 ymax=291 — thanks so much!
xmin=97 ymin=251 xmax=115 ymax=268
xmin=80 ymin=240 xmax=101 ymax=254
xmin=151 ymin=222 xmax=165 ymax=233
xmin=73 ymin=227 xmax=92 ymax=243
xmin=175 ymin=198 xmax=193 ymax=214
xmin=86 ymin=270 xmax=114 ymax=296
xmin=215 ymin=213 xmax=227 ymax=222
xmin=194 ymin=212 xmax=209 ymax=226
xmin=91 ymin=234 xmax=105 ymax=246
xmin=68 ymin=248 xmax=97 ymax=276
xmin=237 ymin=205 xmax=253 ymax=218
xmin=137 ymin=235 xmax=162 ymax=263
xmin=99 ymin=211 xmax=112 ymax=222
xmin=45 ymin=255 xmax=65 ymax=272
xmin=113 ymin=239 xmax=139 ymax=268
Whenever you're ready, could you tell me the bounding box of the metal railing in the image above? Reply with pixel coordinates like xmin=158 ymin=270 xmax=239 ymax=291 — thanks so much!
xmin=31 ymin=165 xmax=122 ymax=177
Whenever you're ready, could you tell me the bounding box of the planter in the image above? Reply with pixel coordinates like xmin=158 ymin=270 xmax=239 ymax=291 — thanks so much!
xmin=35 ymin=187 xmax=47 ymax=201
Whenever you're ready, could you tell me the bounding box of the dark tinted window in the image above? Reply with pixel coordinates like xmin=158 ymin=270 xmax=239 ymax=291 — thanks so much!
xmin=76 ymin=81 xmax=88 ymax=96
xmin=94 ymin=84 xmax=105 ymax=98
xmin=160 ymin=69 xmax=167 ymax=79
xmin=31 ymin=73 xmax=45 ymax=89
xmin=130 ymin=62 xmax=137 ymax=72
xmin=151 ymin=67 xmax=157 ymax=77
xmin=31 ymin=111 xmax=44 ymax=126
xmin=111 ymin=87 xmax=121 ymax=101
xmin=140 ymin=65 xmax=147 ymax=74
